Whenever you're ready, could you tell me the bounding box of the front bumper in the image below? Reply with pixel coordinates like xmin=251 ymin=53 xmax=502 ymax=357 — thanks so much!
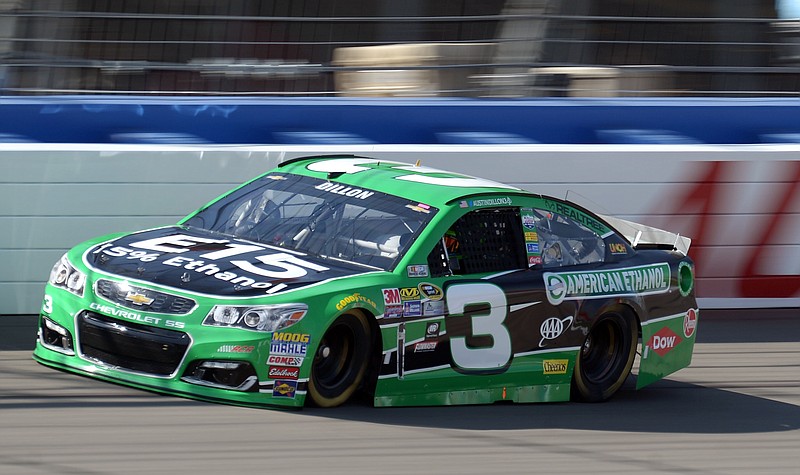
xmin=34 ymin=288 xmax=308 ymax=409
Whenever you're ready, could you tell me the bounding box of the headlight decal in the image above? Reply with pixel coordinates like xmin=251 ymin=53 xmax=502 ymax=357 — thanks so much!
xmin=48 ymin=254 xmax=86 ymax=297
xmin=203 ymin=304 xmax=307 ymax=332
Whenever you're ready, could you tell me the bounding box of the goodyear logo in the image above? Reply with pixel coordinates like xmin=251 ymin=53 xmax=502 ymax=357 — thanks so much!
xmin=543 ymin=359 xmax=569 ymax=375
xmin=335 ymin=292 xmax=378 ymax=311
xmin=399 ymin=287 xmax=420 ymax=300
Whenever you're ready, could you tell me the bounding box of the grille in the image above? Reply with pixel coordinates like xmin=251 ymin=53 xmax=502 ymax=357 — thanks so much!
xmin=96 ymin=279 xmax=196 ymax=315
xmin=77 ymin=311 xmax=190 ymax=377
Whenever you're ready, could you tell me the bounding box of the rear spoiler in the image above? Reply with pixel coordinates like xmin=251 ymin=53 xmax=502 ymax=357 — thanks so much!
xmin=599 ymin=215 xmax=692 ymax=255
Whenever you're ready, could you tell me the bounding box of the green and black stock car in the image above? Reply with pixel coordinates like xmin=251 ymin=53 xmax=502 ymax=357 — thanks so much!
xmin=34 ymin=155 xmax=699 ymax=409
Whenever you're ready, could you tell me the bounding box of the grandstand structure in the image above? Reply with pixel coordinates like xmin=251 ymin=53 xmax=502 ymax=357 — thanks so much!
xmin=1 ymin=0 xmax=798 ymax=96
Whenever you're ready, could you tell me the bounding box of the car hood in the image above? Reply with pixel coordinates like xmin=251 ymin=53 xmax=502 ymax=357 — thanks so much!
xmin=84 ymin=226 xmax=367 ymax=298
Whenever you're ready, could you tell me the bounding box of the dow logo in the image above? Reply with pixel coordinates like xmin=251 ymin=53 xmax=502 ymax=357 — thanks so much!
xmin=647 ymin=327 xmax=682 ymax=357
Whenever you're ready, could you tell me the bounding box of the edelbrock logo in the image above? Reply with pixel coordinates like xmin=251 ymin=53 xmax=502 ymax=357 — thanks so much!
xmin=544 ymin=263 xmax=671 ymax=305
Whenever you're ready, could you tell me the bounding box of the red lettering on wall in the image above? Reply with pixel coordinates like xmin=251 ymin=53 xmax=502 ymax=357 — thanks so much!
xmin=654 ymin=161 xmax=800 ymax=300
xmin=738 ymin=161 xmax=800 ymax=298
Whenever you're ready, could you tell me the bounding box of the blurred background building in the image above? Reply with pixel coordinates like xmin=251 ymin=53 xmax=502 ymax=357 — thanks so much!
xmin=0 ymin=0 xmax=798 ymax=96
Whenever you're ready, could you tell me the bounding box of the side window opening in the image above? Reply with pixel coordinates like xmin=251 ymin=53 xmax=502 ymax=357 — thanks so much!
xmin=427 ymin=207 xmax=527 ymax=277
xmin=532 ymin=208 xmax=605 ymax=268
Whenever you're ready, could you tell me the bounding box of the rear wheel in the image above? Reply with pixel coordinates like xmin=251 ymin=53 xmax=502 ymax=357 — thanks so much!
xmin=307 ymin=311 xmax=371 ymax=408
xmin=572 ymin=310 xmax=637 ymax=402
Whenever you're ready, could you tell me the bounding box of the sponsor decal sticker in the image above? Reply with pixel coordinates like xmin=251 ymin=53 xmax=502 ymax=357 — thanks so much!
xmin=383 ymin=305 xmax=404 ymax=319
xmin=422 ymin=300 xmax=445 ymax=316
xmin=522 ymin=216 xmax=536 ymax=229
xmin=646 ymin=327 xmax=682 ymax=357
xmin=267 ymin=355 xmax=303 ymax=367
xmin=543 ymin=359 xmax=569 ymax=375
xmin=268 ymin=366 xmax=300 ymax=380
xmin=539 ymin=316 xmax=574 ymax=346
xmin=406 ymin=203 xmax=431 ymax=214
xmin=382 ymin=288 xmax=401 ymax=305
xmin=269 ymin=341 xmax=307 ymax=356
xmin=414 ymin=341 xmax=438 ymax=353
xmin=543 ymin=263 xmax=671 ymax=305
xmin=272 ymin=332 xmax=310 ymax=343
xmin=272 ymin=380 xmax=298 ymax=398
xmin=608 ymin=243 xmax=627 ymax=255
xmin=526 ymin=243 xmax=540 ymax=253
xmin=418 ymin=283 xmax=443 ymax=300
xmin=684 ymin=308 xmax=698 ymax=338
xmin=425 ymin=322 xmax=441 ymax=339
xmin=216 ymin=345 xmax=255 ymax=354
xmin=400 ymin=287 xmax=421 ymax=300
xmin=335 ymin=292 xmax=377 ymax=311
xmin=402 ymin=300 xmax=422 ymax=317
xmin=407 ymin=265 xmax=429 ymax=278
xmin=524 ymin=231 xmax=538 ymax=241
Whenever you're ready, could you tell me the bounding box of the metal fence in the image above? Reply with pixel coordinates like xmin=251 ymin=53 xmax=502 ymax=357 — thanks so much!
xmin=1 ymin=0 xmax=799 ymax=97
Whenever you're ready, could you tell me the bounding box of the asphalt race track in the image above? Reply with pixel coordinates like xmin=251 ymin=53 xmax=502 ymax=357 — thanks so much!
xmin=1 ymin=310 xmax=798 ymax=475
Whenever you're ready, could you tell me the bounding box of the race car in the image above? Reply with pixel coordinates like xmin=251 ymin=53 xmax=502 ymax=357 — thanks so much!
xmin=34 ymin=155 xmax=698 ymax=409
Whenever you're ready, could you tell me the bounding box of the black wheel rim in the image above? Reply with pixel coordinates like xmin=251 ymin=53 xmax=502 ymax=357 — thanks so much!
xmin=313 ymin=322 xmax=358 ymax=391
xmin=580 ymin=317 xmax=625 ymax=384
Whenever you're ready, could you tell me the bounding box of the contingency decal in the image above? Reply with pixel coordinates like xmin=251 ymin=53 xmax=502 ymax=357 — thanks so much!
xmin=520 ymin=208 xmax=542 ymax=266
xmin=543 ymin=263 xmax=671 ymax=305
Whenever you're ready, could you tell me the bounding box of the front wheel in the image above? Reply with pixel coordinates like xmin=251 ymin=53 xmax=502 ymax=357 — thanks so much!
xmin=572 ymin=310 xmax=637 ymax=402
xmin=307 ymin=311 xmax=372 ymax=408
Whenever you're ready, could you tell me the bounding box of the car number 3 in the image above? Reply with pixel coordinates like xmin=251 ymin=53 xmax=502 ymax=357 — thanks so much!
xmin=447 ymin=283 xmax=512 ymax=372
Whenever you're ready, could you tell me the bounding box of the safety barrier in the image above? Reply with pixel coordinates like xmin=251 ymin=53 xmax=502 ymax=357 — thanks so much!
xmin=2 ymin=138 xmax=799 ymax=314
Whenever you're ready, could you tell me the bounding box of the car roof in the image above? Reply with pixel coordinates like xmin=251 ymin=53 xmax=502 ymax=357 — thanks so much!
xmin=276 ymin=155 xmax=534 ymax=207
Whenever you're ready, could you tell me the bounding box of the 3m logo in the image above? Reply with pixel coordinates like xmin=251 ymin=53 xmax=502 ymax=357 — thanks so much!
xmin=648 ymin=327 xmax=682 ymax=357
xmin=382 ymin=288 xmax=401 ymax=306
xmin=542 ymin=359 xmax=569 ymax=375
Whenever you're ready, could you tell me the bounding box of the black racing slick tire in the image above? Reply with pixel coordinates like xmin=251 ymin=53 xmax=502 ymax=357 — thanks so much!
xmin=307 ymin=311 xmax=372 ymax=408
xmin=572 ymin=310 xmax=638 ymax=402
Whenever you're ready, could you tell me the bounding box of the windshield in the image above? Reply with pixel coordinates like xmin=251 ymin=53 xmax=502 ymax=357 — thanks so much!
xmin=182 ymin=172 xmax=437 ymax=270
